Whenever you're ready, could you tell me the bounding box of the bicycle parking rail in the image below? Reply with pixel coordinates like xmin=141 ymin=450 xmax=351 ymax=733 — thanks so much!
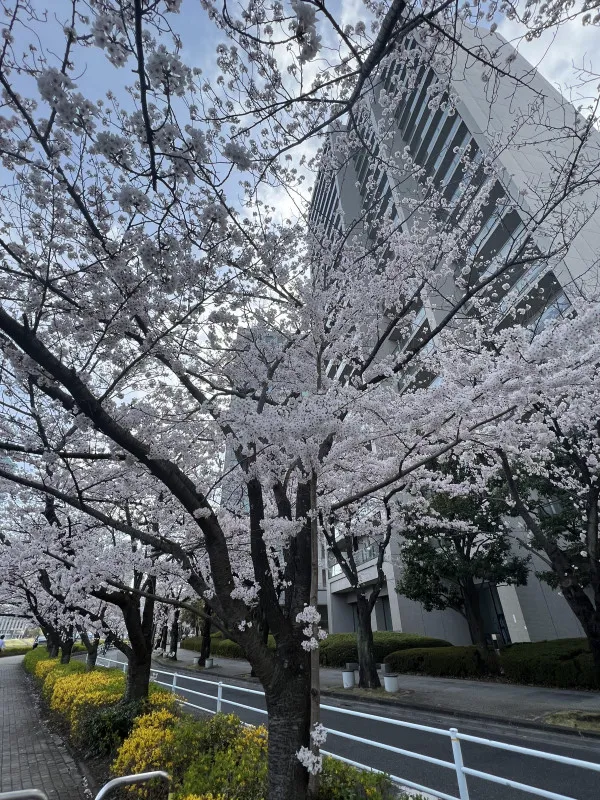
xmin=97 ymin=654 xmax=600 ymax=800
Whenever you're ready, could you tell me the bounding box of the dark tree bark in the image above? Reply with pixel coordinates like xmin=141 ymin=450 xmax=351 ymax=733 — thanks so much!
xmin=46 ymin=629 xmax=60 ymax=658
xmin=168 ymin=609 xmax=179 ymax=658
xmin=106 ymin=579 xmax=156 ymax=703
xmin=199 ymin=605 xmax=212 ymax=667
xmin=355 ymin=591 xmax=381 ymax=688
xmin=159 ymin=623 xmax=168 ymax=651
xmin=462 ymin=578 xmax=487 ymax=647
xmin=60 ymin=635 xmax=74 ymax=664
xmin=263 ymin=664 xmax=311 ymax=800
xmin=560 ymin=583 xmax=600 ymax=682
xmin=79 ymin=629 xmax=99 ymax=671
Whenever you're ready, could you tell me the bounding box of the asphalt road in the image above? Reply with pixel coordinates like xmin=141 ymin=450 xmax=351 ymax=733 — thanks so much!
xmin=100 ymin=652 xmax=600 ymax=800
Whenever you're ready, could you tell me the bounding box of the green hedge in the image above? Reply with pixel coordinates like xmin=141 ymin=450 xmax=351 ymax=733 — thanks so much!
xmin=0 ymin=645 xmax=31 ymax=657
xmin=384 ymin=638 xmax=599 ymax=689
xmin=181 ymin=635 xmax=276 ymax=660
xmin=182 ymin=631 xmax=451 ymax=666
xmin=23 ymin=646 xmax=52 ymax=673
xmin=384 ymin=645 xmax=499 ymax=678
xmin=319 ymin=632 xmax=451 ymax=667
xmin=500 ymin=638 xmax=597 ymax=689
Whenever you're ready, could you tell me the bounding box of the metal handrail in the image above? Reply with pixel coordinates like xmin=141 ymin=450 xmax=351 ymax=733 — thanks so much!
xmin=0 ymin=791 xmax=49 ymax=800
xmin=96 ymin=654 xmax=600 ymax=800
xmin=0 ymin=772 xmax=170 ymax=800
xmin=94 ymin=771 xmax=170 ymax=800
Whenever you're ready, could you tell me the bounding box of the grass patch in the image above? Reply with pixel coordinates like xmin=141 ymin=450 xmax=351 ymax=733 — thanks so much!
xmin=544 ymin=711 xmax=600 ymax=733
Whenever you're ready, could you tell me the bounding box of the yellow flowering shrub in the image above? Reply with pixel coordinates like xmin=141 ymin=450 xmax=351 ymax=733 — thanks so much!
xmin=180 ymin=726 xmax=268 ymax=800
xmin=23 ymin=647 xmax=52 ymax=674
xmin=51 ymin=669 xmax=124 ymax=716
xmin=34 ymin=657 xmax=61 ymax=683
xmin=42 ymin=661 xmax=86 ymax=700
xmin=112 ymin=708 xmax=179 ymax=796
xmin=50 ymin=669 xmax=126 ymax=737
xmin=318 ymin=757 xmax=394 ymax=800
xmin=180 ymin=795 xmax=227 ymax=800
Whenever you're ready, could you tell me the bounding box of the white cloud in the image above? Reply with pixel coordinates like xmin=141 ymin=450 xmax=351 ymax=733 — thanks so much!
xmin=498 ymin=15 xmax=599 ymax=106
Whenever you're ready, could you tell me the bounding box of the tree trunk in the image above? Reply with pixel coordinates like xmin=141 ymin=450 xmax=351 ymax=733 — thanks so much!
xmin=199 ymin=606 xmax=212 ymax=667
xmin=79 ymin=630 xmax=100 ymax=671
xmin=120 ymin=584 xmax=155 ymax=702
xmin=169 ymin=609 xmax=179 ymax=658
xmin=60 ymin=637 xmax=74 ymax=664
xmin=125 ymin=652 xmax=152 ymax=703
xmin=462 ymin=579 xmax=487 ymax=647
xmin=561 ymin=584 xmax=600 ymax=684
xmin=46 ymin=629 xmax=60 ymax=658
xmin=251 ymin=611 xmax=269 ymax=677
xmin=588 ymin=634 xmax=600 ymax=684
xmin=86 ymin=641 xmax=98 ymax=670
xmin=159 ymin=624 xmax=168 ymax=651
xmin=355 ymin=592 xmax=381 ymax=689
xmin=263 ymin=667 xmax=311 ymax=800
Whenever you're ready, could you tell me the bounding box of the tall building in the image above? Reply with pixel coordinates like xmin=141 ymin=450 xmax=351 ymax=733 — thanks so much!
xmin=309 ymin=26 xmax=600 ymax=644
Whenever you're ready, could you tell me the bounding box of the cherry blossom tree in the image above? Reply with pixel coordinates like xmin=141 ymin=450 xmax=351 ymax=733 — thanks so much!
xmin=0 ymin=2 xmax=600 ymax=799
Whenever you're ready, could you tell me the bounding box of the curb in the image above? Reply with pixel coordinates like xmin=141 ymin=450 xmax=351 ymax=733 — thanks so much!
xmin=151 ymin=656 xmax=600 ymax=742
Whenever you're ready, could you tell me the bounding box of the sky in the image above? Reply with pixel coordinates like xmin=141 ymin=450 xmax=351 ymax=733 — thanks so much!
xmin=3 ymin=0 xmax=598 ymax=223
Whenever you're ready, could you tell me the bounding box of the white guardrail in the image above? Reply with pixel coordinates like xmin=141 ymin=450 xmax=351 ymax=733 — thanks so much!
xmin=97 ymin=655 xmax=600 ymax=800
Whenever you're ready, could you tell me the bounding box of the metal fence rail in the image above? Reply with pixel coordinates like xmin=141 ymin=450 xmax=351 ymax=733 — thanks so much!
xmin=97 ymin=654 xmax=600 ymax=800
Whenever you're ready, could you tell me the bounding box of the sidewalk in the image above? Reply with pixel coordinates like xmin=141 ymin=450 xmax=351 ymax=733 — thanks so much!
xmin=156 ymin=647 xmax=600 ymax=729
xmin=0 ymin=655 xmax=89 ymax=799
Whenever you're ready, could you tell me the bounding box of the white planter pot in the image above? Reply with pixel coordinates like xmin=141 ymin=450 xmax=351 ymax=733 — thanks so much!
xmin=205 ymin=657 xmax=214 ymax=668
xmin=342 ymin=669 xmax=355 ymax=689
xmin=192 ymin=657 xmax=200 ymax=666
xmin=383 ymin=673 xmax=399 ymax=693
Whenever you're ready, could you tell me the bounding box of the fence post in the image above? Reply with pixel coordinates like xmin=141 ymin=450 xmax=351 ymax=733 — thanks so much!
xmin=172 ymin=672 xmax=177 ymax=694
xmin=450 ymin=728 xmax=470 ymax=800
xmin=217 ymin=682 xmax=223 ymax=713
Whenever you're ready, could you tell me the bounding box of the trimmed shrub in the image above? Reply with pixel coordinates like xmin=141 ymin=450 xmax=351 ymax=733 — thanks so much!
xmin=78 ymin=700 xmax=144 ymax=757
xmin=34 ymin=657 xmax=62 ymax=683
xmin=1 ymin=644 xmax=31 ymax=656
xmin=42 ymin=660 xmax=87 ymax=700
xmin=319 ymin=632 xmax=451 ymax=668
xmin=319 ymin=756 xmax=394 ymax=800
xmin=74 ymin=685 xmax=175 ymax=757
xmin=112 ymin=707 xmax=179 ymax=790
xmin=23 ymin=647 xmax=52 ymax=674
xmin=181 ymin=635 xmax=276 ymax=660
xmin=180 ymin=796 xmax=227 ymax=800
xmin=384 ymin=645 xmax=499 ymax=678
xmin=180 ymin=725 xmax=268 ymax=800
xmin=51 ymin=668 xmax=127 ymax=737
xmin=500 ymin=639 xmax=597 ymax=689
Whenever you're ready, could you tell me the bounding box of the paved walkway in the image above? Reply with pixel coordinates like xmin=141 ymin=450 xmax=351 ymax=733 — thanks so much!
xmin=0 ymin=655 xmax=89 ymax=799
xmin=154 ymin=647 xmax=600 ymax=727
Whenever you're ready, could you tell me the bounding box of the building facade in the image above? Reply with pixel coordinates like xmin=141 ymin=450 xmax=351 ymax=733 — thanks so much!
xmin=0 ymin=614 xmax=29 ymax=638
xmin=310 ymin=26 xmax=598 ymax=644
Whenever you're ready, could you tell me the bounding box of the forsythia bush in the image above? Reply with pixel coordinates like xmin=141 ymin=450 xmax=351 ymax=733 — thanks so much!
xmin=23 ymin=647 xmax=52 ymax=674
xmin=112 ymin=708 xmax=178 ymax=783
xmin=113 ymin=712 xmax=241 ymax=794
xmin=180 ymin=795 xmax=227 ymax=800
xmin=34 ymin=657 xmax=62 ymax=683
xmin=51 ymin=669 xmax=126 ymax=735
xmin=112 ymin=711 xmax=394 ymax=800
xmin=319 ymin=758 xmax=395 ymax=800
xmin=180 ymin=726 xmax=268 ymax=800
xmin=42 ymin=661 xmax=87 ymax=700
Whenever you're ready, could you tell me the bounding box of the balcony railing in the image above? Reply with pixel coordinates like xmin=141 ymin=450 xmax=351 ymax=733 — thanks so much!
xmin=328 ymin=544 xmax=383 ymax=579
